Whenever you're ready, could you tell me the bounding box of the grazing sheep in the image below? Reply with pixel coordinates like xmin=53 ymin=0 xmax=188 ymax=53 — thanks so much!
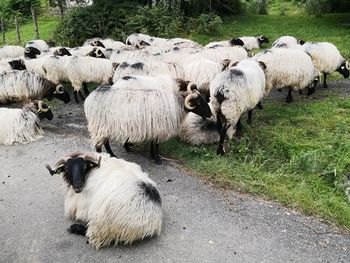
xmin=272 ymin=35 xmax=305 ymax=48
xmin=84 ymin=75 xmax=212 ymax=164
xmin=301 ymin=42 xmax=349 ymax=88
xmin=0 ymin=46 xmax=24 ymax=59
xmin=0 ymin=100 xmax=53 ymax=145
xmin=210 ymin=59 xmax=266 ymax=155
xmin=113 ymin=61 xmax=184 ymax=82
xmin=253 ymin=48 xmax=320 ymax=102
xmin=64 ymin=56 xmax=118 ymax=102
xmin=45 ymin=152 xmax=162 ymax=249
xmin=0 ymin=71 xmax=70 ymax=104
xmin=230 ymin=35 xmax=269 ymax=50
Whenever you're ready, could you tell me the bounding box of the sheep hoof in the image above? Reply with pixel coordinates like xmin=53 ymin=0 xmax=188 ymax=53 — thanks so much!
xmin=217 ymin=146 xmax=226 ymax=156
xmin=68 ymin=224 xmax=87 ymax=236
xmin=155 ymin=158 xmax=162 ymax=165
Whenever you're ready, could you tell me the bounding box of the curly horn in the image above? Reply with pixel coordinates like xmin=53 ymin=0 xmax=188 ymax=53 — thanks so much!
xmin=187 ymin=82 xmax=196 ymax=92
xmin=184 ymin=92 xmax=198 ymax=110
xmin=45 ymin=164 xmax=55 ymax=176
xmin=25 ymin=47 xmax=30 ymax=53
xmin=81 ymin=154 xmax=101 ymax=167
xmin=346 ymin=61 xmax=350 ymax=70
xmin=54 ymin=85 xmax=64 ymax=94
xmin=38 ymin=101 xmax=49 ymax=113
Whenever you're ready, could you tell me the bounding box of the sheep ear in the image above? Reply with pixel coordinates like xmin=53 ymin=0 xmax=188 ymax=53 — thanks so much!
xmin=112 ymin=62 xmax=119 ymax=70
xmin=221 ymin=59 xmax=231 ymax=71
xmin=258 ymin=61 xmax=267 ymax=70
xmin=176 ymin=78 xmax=188 ymax=91
xmin=298 ymin=39 xmax=305 ymax=45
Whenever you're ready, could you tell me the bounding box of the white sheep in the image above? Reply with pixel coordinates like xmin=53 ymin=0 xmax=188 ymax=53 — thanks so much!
xmin=300 ymin=42 xmax=349 ymax=88
xmin=0 ymin=46 xmax=24 ymax=59
xmin=272 ymin=35 xmax=305 ymax=48
xmin=45 ymin=152 xmax=162 ymax=249
xmin=110 ymin=47 xmax=162 ymax=64
xmin=0 ymin=71 xmax=70 ymax=104
xmin=70 ymin=46 xmax=106 ymax=58
xmin=84 ymin=38 xmax=126 ymax=50
xmin=210 ymin=59 xmax=266 ymax=155
xmin=84 ymin=75 xmax=212 ymax=164
xmin=0 ymin=100 xmax=53 ymax=145
xmin=253 ymin=48 xmax=320 ymax=102
xmin=25 ymin=39 xmax=50 ymax=52
xmin=112 ymin=60 xmax=184 ymax=82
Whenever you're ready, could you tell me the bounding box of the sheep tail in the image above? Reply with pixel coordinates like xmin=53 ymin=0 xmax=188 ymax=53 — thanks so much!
xmin=68 ymin=224 xmax=87 ymax=236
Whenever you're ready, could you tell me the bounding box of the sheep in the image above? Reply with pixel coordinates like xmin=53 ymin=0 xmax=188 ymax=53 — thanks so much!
xmin=84 ymin=75 xmax=212 ymax=164
xmin=70 ymin=46 xmax=106 ymax=58
xmin=25 ymin=39 xmax=50 ymax=52
xmin=112 ymin=60 xmax=184 ymax=82
xmin=272 ymin=35 xmax=305 ymax=48
xmin=45 ymin=152 xmax=162 ymax=249
xmin=110 ymin=47 xmax=162 ymax=64
xmin=64 ymin=56 xmax=118 ymax=102
xmin=300 ymin=42 xmax=349 ymax=88
xmin=210 ymin=59 xmax=266 ymax=155
xmin=24 ymin=46 xmax=42 ymax=59
xmin=205 ymin=36 xmax=269 ymax=51
xmin=126 ymin=33 xmax=154 ymax=46
xmin=0 ymin=100 xmax=53 ymax=145
xmin=9 ymin=57 xmax=47 ymax=76
xmin=50 ymin=47 xmax=72 ymax=57
xmin=253 ymin=48 xmax=320 ymax=102
xmin=0 ymin=71 xmax=70 ymax=104
xmin=0 ymin=46 xmax=24 ymax=59
xmin=84 ymin=38 xmax=126 ymax=50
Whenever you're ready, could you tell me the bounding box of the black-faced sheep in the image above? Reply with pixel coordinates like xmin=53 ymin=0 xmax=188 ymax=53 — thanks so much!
xmin=0 ymin=100 xmax=53 ymax=145
xmin=84 ymin=75 xmax=212 ymax=164
xmin=0 ymin=71 xmax=70 ymax=104
xmin=45 ymin=152 xmax=162 ymax=249
xmin=272 ymin=36 xmax=305 ymax=48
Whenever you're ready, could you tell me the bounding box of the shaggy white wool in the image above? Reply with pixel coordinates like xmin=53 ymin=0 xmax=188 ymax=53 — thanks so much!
xmin=205 ymin=40 xmax=230 ymax=49
xmin=239 ymin=36 xmax=260 ymax=51
xmin=0 ymin=46 xmax=24 ymax=59
xmin=110 ymin=48 xmax=162 ymax=64
xmin=272 ymin=36 xmax=300 ymax=48
xmin=0 ymin=105 xmax=43 ymax=145
xmin=113 ymin=60 xmax=184 ymax=82
xmin=253 ymin=48 xmax=319 ymax=94
xmin=126 ymin=33 xmax=154 ymax=46
xmin=65 ymin=56 xmax=116 ymax=92
xmin=25 ymin=40 xmax=50 ymax=52
xmin=84 ymin=75 xmax=187 ymax=147
xmin=42 ymin=56 xmax=71 ymax=84
xmin=63 ymin=153 xmax=162 ymax=249
xmin=210 ymin=59 xmax=266 ymax=129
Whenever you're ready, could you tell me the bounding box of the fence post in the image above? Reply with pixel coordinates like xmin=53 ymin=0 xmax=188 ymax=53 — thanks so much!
xmin=15 ymin=15 xmax=21 ymax=43
xmin=31 ymin=6 xmax=40 ymax=39
xmin=0 ymin=17 xmax=5 ymax=43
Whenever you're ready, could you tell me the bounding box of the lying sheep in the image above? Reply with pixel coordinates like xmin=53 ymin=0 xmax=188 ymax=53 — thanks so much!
xmin=272 ymin=35 xmax=305 ymax=48
xmin=301 ymin=42 xmax=349 ymax=88
xmin=0 ymin=100 xmax=53 ymax=145
xmin=253 ymin=48 xmax=320 ymax=102
xmin=0 ymin=71 xmax=70 ymax=104
xmin=210 ymin=59 xmax=266 ymax=155
xmin=113 ymin=61 xmax=184 ymax=82
xmin=46 ymin=152 xmax=162 ymax=249
xmin=0 ymin=45 xmax=24 ymax=59
xmin=84 ymin=75 xmax=212 ymax=164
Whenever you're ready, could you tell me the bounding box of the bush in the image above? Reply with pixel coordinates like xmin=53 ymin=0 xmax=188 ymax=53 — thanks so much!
xmin=195 ymin=13 xmax=223 ymax=34
xmin=6 ymin=0 xmax=41 ymax=17
xmin=242 ymin=0 xmax=268 ymax=14
xmin=304 ymin=0 xmax=330 ymax=16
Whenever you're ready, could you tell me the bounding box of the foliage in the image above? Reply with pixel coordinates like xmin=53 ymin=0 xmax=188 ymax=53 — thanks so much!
xmin=195 ymin=13 xmax=223 ymax=34
xmin=304 ymin=0 xmax=331 ymax=16
xmin=6 ymin=0 xmax=41 ymax=17
xmin=242 ymin=0 xmax=268 ymax=14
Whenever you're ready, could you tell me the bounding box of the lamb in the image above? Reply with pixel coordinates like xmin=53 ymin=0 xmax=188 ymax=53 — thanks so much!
xmin=0 ymin=71 xmax=70 ymax=104
xmin=84 ymin=75 xmax=212 ymax=164
xmin=0 ymin=46 xmax=24 ymax=59
xmin=0 ymin=100 xmax=53 ymax=145
xmin=45 ymin=152 xmax=162 ymax=249
xmin=272 ymin=35 xmax=305 ymax=48
xmin=64 ymin=56 xmax=118 ymax=102
xmin=253 ymin=48 xmax=320 ymax=102
xmin=210 ymin=59 xmax=266 ymax=155
xmin=112 ymin=60 xmax=184 ymax=82
xmin=300 ymin=42 xmax=349 ymax=88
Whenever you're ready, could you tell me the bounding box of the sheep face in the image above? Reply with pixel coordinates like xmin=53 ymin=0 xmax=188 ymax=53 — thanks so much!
xmin=336 ymin=61 xmax=350 ymax=78
xmin=54 ymin=47 xmax=72 ymax=57
xmin=24 ymin=47 xmax=41 ymax=59
xmin=185 ymin=90 xmax=212 ymax=118
xmin=46 ymin=153 xmax=101 ymax=193
xmin=257 ymin=35 xmax=269 ymax=45
xmin=88 ymin=48 xmax=106 ymax=59
xmin=49 ymin=85 xmax=70 ymax=104
xmin=8 ymin=59 xmax=26 ymax=70
xmin=92 ymin=40 xmax=105 ymax=48
xmin=33 ymin=100 xmax=53 ymax=120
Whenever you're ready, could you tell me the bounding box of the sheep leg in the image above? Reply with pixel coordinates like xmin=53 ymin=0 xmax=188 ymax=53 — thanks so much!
xmin=217 ymin=124 xmax=231 ymax=156
xmin=323 ymin=73 xmax=328 ymax=88
xmin=236 ymin=119 xmax=243 ymax=137
xmin=307 ymin=86 xmax=315 ymax=95
xmin=124 ymin=139 xmax=133 ymax=152
xmin=247 ymin=110 xmax=253 ymax=125
xmin=73 ymin=91 xmax=79 ymax=103
xmin=95 ymin=145 xmax=102 ymax=153
xmin=78 ymin=91 xmax=85 ymax=101
xmin=286 ymin=87 xmax=293 ymax=103
xmin=257 ymin=101 xmax=263 ymax=110
xmin=154 ymin=142 xmax=162 ymax=165
xmin=104 ymin=139 xmax=116 ymax=158
xmin=277 ymin=88 xmax=282 ymax=92
xmin=68 ymin=224 xmax=87 ymax=236
xmin=150 ymin=141 xmax=155 ymax=159
xmin=298 ymin=90 xmax=303 ymax=94
xmin=83 ymin=82 xmax=90 ymax=96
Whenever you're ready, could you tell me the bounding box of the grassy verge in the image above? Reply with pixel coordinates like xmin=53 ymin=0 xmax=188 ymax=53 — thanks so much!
xmin=1 ymin=16 xmax=59 ymax=46
xmin=163 ymin=86 xmax=350 ymax=229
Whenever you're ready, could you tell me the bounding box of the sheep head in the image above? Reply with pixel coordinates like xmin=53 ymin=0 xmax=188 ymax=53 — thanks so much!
xmin=337 ymin=60 xmax=350 ymax=79
xmin=8 ymin=59 xmax=26 ymax=70
xmin=32 ymin=100 xmax=53 ymax=120
xmin=24 ymin=46 xmax=41 ymax=59
xmin=46 ymin=152 xmax=101 ymax=193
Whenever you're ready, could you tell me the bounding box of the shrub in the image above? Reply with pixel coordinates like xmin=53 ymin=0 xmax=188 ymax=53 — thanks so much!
xmin=6 ymin=0 xmax=41 ymax=17
xmin=304 ymin=0 xmax=330 ymax=16
xmin=195 ymin=13 xmax=223 ymax=34
xmin=242 ymin=0 xmax=268 ymax=14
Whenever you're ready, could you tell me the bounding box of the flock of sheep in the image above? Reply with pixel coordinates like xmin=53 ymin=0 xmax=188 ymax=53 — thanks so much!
xmin=0 ymin=32 xmax=349 ymax=248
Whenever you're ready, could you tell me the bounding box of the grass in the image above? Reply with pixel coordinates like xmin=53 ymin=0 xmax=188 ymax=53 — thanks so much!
xmin=162 ymin=89 xmax=350 ymax=229
xmin=0 ymin=16 xmax=59 ymax=46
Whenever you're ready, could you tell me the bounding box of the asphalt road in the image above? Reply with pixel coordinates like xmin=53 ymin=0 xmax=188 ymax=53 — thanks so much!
xmin=1 ymin=80 xmax=350 ymax=263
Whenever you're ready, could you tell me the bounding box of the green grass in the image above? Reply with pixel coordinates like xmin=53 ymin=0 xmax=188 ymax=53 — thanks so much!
xmin=162 ymin=89 xmax=350 ymax=228
xmin=268 ymin=0 xmax=305 ymax=15
xmin=1 ymin=16 xmax=59 ymax=46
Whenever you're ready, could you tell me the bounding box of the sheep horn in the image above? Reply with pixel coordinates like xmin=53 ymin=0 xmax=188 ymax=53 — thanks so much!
xmin=187 ymin=82 xmax=196 ymax=92
xmin=25 ymin=47 xmax=30 ymax=53
xmin=45 ymin=164 xmax=56 ymax=176
xmin=38 ymin=101 xmax=49 ymax=113
xmin=346 ymin=61 xmax=350 ymax=70
xmin=184 ymin=92 xmax=198 ymax=110
xmin=81 ymin=154 xmax=101 ymax=168
xmin=54 ymin=85 xmax=64 ymax=94
xmin=57 ymin=49 xmax=62 ymax=55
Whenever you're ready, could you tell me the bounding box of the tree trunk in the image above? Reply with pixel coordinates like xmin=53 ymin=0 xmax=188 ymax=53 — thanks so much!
xmin=15 ymin=15 xmax=21 ymax=43
xmin=0 ymin=18 xmax=5 ymax=43
xmin=58 ymin=0 xmax=65 ymax=19
xmin=31 ymin=6 xmax=40 ymax=39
